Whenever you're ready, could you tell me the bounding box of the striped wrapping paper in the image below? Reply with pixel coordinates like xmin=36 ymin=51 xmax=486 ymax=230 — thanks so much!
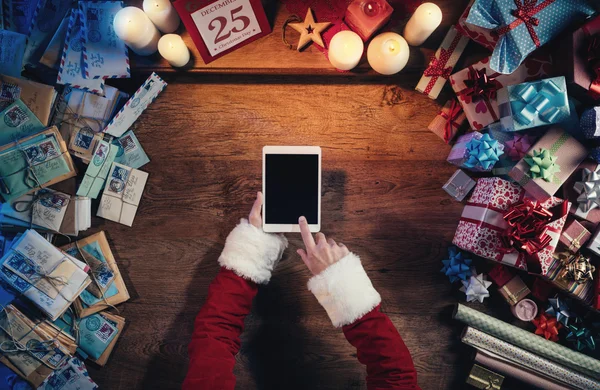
xmin=454 ymin=304 xmax=600 ymax=379
xmin=463 ymin=327 xmax=600 ymax=389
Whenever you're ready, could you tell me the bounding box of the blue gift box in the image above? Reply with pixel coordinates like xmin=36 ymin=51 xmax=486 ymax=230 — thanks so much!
xmin=466 ymin=0 xmax=594 ymax=74
xmin=497 ymin=76 xmax=570 ymax=132
xmin=580 ymin=107 xmax=600 ymax=139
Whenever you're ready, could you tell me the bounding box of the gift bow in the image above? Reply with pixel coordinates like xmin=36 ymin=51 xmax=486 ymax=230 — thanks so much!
xmin=554 ymin=251 xmax=596 ymax=283
xmin=505 ymin=134 xmax=533 ymax=161
xmin=440 ymin=100 xmax=463 ymax=143
xmin=587 ymin=34 xmax=600 ymax=96
xmin=460 ymin=273 xmax=492 ymax=303
xmin=566 ymin=324 xmax=596 ymax=351
xmin=574 ymin=167 xmax=600 ymax=213
xmin=545 ymin=295 xmax=572 ymax=327
xmin=423 ymin=49 xmax=453 ymax=79
xmin=512 ymin=79 xmax=563 ymax=126
xmin=532 ymin=313 xmax=561 ymax=341
xmin=493 ymin=0 xmax=555 ymax=48
xmin=524 ymin=148 xmax=561 ymax=183
xmin=464 ymin=134 xmax=504 ymax=171
xmin=441 ymin=246 xmax=472 ymax=283
xmin=501 ymin=199 xmax=555 ymax=256
xmin=462 ymin=68 xmax=501 ymax=102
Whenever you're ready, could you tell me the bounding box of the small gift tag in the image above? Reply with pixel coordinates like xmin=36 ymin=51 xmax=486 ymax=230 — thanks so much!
xmin=466 ymin=364 xmax=503 ymax=389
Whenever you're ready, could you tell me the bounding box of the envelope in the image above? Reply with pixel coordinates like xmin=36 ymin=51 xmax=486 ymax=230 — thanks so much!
xmin=97 ymin=163 xmax=148 ymax=227
xmin=0 ymin=305 xmax=71 ymax=388
xmin=0 ymin=99 xmax=46 ymax=146
xmin=0 ymin=230 xmax=91 ymax=321
xmin=0 ymin=75 xmax=56 ymax=126
xmin=2 ymin=188 xmax=71 ymax=234
xmin=0 ymin=126 xmax=77 ymax=202
xmin=61 ymin=231 xmax=130 ymax=317
xmin=77 ymin=140 xmax=118 ymax=199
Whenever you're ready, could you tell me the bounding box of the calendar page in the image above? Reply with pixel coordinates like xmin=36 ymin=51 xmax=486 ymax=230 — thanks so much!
xmin=175 ymin=0 xmax=272 ymax=64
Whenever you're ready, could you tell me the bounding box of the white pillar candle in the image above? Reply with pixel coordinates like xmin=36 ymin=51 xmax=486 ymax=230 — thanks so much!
xmin=367 ymin=32 xmax=409 ymax=75
xmin=143 ymin=0 xmax=180 ymax=33
xmin=114 ymin=7 xmax=161 ymax=56
xmin=158 ymin=34 xmax=190 ymax=67
xmin=328 ymin=30 xmax=364 ymax=71
xmin=403 ymin=2 xmax=442 ymax=46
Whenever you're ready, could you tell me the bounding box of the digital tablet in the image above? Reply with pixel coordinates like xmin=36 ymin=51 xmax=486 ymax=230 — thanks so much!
xmin=262 ymin=146 xmax=321 ymax=233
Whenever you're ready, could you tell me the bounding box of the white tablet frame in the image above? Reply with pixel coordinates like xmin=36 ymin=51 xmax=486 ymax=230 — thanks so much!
xmin=262 ymin=146 xmax=321 ymax=233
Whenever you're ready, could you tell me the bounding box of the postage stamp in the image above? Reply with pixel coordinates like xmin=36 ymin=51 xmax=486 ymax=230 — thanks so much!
xmin=4 ymin=105 xmax=28 ymax=127
xmin=74 ymin=128 xmax=95 ymax=149
xmin=118 ymin=134 xmax=137 ymax=153
xmin=96 ymin=322 xmax=115 ymax=343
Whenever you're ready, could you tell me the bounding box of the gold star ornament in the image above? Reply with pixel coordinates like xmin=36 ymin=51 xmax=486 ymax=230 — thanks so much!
xmin=288 ymin=8 xmax=331 ymax=51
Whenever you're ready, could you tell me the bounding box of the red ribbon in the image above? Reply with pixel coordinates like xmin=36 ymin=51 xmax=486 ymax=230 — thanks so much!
xmin=493 ymin=0 xmax=555 ymax=48
xmin=459 ymin=67 xmax=501 ymax=121
xmin=501 ymin=199 xmax=568 ymax=274
xmin=439 ymin=99 xmax=463 ymax=143
xmin=422 ymin=31 xmax=465 ymax=95
xmin=587 ymin=34 xmax=600 ymax=97
xmin=533 ymin=313 xmax=561 ymax=341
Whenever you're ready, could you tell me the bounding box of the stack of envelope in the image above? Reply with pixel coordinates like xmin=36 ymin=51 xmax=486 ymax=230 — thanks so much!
xmin=0 ymin=304 xmax=73 ymax=388
xmin=0 ymin=229 xmax=91 ymax=321
xmin=61 ymin=231 xmax=130 ymax=317
xmin=0 ymin=127 xmax=77 ymax=203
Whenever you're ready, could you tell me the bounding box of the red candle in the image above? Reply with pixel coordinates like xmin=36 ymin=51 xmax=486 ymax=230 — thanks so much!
xmin=344 ymin=0 xmax=393 ymax=42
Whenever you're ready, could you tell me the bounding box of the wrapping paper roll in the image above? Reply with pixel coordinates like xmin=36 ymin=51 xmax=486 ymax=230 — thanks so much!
xmin=454 ymin=304 xmax=600 ymax=379
xmin=474 ymin=351 xmax=572 ymax=390
xmin=463 ymin=327 xmax=600 ymax=389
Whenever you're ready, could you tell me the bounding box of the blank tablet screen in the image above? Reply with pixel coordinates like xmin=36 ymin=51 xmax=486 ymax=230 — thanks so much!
xmin=265 ymin=154 xmax=319 ymax=224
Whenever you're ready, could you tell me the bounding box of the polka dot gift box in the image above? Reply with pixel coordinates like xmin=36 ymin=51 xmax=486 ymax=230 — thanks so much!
xmin=465 ymin=0 xmax=595 ymax=74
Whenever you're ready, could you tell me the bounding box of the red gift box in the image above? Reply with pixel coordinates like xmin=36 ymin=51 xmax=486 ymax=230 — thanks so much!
xmin=452 ymin=177 xmax=570 ymax=274
xmin=560 ymin=15 xmax=600 ymax=104
xmin=488 ymin=264 xmax=515 ymax=287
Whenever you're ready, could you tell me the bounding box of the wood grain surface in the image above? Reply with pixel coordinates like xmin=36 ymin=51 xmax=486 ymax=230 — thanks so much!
xmin=80 ymin=0 xmax=532 ymax=387
xmin=128 ymin=0 xmax=470 ymax=76
xmin=79 ymin=70 xmax=536 ymax=390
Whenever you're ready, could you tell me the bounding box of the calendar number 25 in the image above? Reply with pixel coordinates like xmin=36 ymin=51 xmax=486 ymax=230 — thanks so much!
xmin=209 ymin=6 xmax=250 ymax=44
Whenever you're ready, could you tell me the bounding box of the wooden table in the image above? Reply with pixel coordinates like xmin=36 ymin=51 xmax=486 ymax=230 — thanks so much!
xmin=84 ymin=1 xmax=522 ymax=389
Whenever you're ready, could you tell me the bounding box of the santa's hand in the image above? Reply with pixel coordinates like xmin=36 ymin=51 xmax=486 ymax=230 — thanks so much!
xmin=297 ymin=216 xmax=349 ymax=276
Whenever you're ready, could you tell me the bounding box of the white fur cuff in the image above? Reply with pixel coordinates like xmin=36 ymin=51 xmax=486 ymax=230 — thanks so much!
xmin=307 ymin=253 xmax=381 ymax=328
xmin=218 ymin=219 xmax=288 ymax=284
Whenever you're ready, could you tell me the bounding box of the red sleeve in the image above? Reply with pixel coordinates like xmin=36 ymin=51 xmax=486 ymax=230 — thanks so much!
xmin=183 ymin=267 xmax=258 ymax=390
xmin=343 ymin=305 xmax=420 ymax=390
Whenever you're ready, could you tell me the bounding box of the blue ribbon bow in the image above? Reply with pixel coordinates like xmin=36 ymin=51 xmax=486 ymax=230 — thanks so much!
xmin=511 ymin=79 xmax=565 ymax=126
xmin=463 ymin=134 xmax=504 ymax=171
xmin=441 ymin=246 xmax=473 ymax=283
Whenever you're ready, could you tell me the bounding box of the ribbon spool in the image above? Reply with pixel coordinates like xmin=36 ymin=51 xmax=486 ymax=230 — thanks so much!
xmin=511 ymin=80 xmax=563 ymax=125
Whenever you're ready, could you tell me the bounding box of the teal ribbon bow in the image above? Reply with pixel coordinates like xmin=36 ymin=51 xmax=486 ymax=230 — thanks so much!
xmin=566 ymin=324 xmax=596 ymax=352
xmin=511 ymin=79 xmax=564 ymax=126
xmin=524 ymin=148 xmax=560 ymax=182
xmin=464 ymin=134 xmax=504 ymax=171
